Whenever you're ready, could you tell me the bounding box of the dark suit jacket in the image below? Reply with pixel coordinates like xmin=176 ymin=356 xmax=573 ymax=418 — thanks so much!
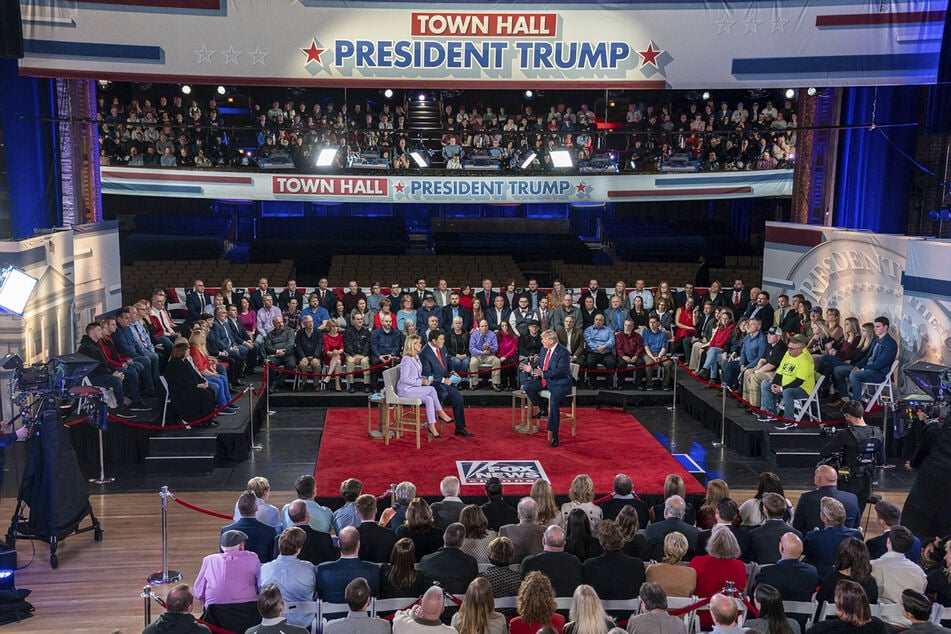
xmin=750 ymin=519 xmax=802 ymax=564
xmin=582 ymin=550 xmax=645 ymax=600
xmin=418 ymin=547 xmax=478 ymax=594
xmin=486 ymin=307 xmax=512 ymax=332
xmin=313 ymin=288 xmax=337 ymax=311
xmin=186 ymin=290 xmax=213 ymax=321
xmin=644 ymin=518 xmax=699 ymax=561
xmin=793 ymin=486 xmax=860 ymax=532
xmin=556 ymin=327 xmax=585 ymax=361
xmin=500 ymin=521 xmax=546 ymax=562
xmin=745 ymin=303 xmax=775 ymax=330
xmin=430 ymin=499 xmax=465 ymax=529
xmin=540 ymin=344 xmax=574 ymax=391
xmin=481 ymin=500 xmax=518 ymax=532
xmin=221 ymin=517 xmax=276 ymax=564
xmin=675 ymin=290 xmax=702 ymax=309
xmin=316 ymin=557 xmax=381 ymax=602
xmin=580 ymin=288 xmax=609 ymax=311
xmin=475 ymin=290 xmax=497 ymax=310
xmin=278 ymin=288 xmax=306 ymax=311
xmin=696 ymin=525 xmax=752 ymax=562
xmin=358 ymin=520 xmax=397 ymax=563
xmin=420 ymin=344 xmax=454 ymax=383
xmin=866 ymin=531 xmax=922 ymax=563
xmin=777 ymin=308 xmax=802 ymax=334
xmin=753 ymin=558 xmax=820 ymax=602
xmin=521 ymin=551 xmax=583 ymax=597
xmin=442 ymin=305 xmax=473 ymax=332
xmin=249 ymin=288 xmax=279 ymax=312
xmin=802 ymin=525 xmax=863 ymax=577
xmin=273 ymin=524 xmax=338 ymax=566
xmin=599 ymin=497 xmax=650 ymax=529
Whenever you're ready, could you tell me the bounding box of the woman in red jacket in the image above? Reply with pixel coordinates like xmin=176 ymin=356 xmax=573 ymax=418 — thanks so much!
xmin=689 ymin=526 xmax=747 ymax=630
xmin=322 ymin=320 xmax=345 ymax=391
xmin=696 ymin=312 xmax=735 ymax=381
xmin=497 ymin=321 xmax=519 ymax=389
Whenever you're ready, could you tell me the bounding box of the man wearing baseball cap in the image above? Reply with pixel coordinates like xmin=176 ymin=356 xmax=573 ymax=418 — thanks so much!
xmin=759 ymin=334 xmax=815 ymax=427
xmin=193 ymin=529 xmax=261 ymax=609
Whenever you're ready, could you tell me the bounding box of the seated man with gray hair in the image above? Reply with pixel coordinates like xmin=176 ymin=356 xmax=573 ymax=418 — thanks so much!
xmin=520 ymin=524 xmax=583 ymax=597
xmin=431 ymin=475 xmax=464 ymax=529
xmin=802 ymin=496 xmax=862 ymax=576
xmin=625 ymin=582 xmax=687 ymax=634
xmin=500 ymin=496 xmax=547 ymax=562
xmin=419 ymin=522 xmax=478 ymax=594
xmin=382 ymin=480 xmax=416 ymax=530
xmin=392 ymin=586 xmax=455 ymax=633
xmin=643 ymin=495 xmax=700 ymax=562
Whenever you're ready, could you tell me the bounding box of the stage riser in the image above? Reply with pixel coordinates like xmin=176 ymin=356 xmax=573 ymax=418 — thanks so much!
xmin=145 ymin=455 xmax=215 ymax=474
xmin=148 ymin=436 xmax=217 ymax=457
xmin=768 ymin=431 xmax=827 ymax=453
xmin=774 ymin=451 xmax=823 ymax=468
xmin=268 ymin=391 xmax=675 ymax=408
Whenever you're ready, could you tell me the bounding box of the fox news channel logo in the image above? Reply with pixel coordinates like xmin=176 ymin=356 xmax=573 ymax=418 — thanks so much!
xmin=457 ymin=460 xmax=549 ymax=485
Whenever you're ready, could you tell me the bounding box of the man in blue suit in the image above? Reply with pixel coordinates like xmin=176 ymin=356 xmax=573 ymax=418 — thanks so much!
xmin=185 ymin=279 xmax=212 ymax=322
xmin=802 ymin=496 xmax=862 ymax=577
xmin=316 ymin=526 xmax=380 ymax=604
xmin=420 ymin=329 xmax=473 ymax=437
xmin=522 ymin=329 xmax=574 ymax=447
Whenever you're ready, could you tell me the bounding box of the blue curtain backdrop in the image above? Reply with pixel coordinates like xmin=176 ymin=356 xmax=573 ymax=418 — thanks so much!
xmin=0 ymin=59 xmax=58 ymax=239
xmin=834 ymin=86 xmax=918 ymax=234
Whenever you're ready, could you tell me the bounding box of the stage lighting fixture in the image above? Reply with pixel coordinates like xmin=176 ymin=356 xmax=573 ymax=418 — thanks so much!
xmin=384 ymin=89 xmax=394 ymax=99
xmin=181 ymin=84 xmax=192 ymax=95
xmin=549 ymin=150 xmax=574 ymax=168
xmin=784 ymin=88 xmax=795 ymax=99
xmin=409 ymin=151 xmax=429 ymax=168
xmin=417 ymin=93 xmax=426 ymax=101
xmin=524 ymin=90 xmax=533 ymax=99
xmin=217 ymin=85 xmax=226 ymax=95
xmin=0 ymin=266 xmax=38 ymax=316
xmin=0 ymin=569 xmax=12 ymax=591
xmin=701 ymin=91 xmax=711 ymax=100
xmin=519 ymin=152 xmax=538 ymax=169
xmin=806 ymin=87 xmax=817 ymax=96
xmin=315 ymin=148 xmax=338 ymax=167
xmin=97 ymin=80 xmax=110 ymax=89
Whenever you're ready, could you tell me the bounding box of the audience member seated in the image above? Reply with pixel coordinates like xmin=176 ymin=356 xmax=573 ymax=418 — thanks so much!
xmin=459 ymin=504 xmax=496 ymax=564
xmin=450 ymin=577 xmax=507 ymax=634
xmin=501 ymin=496 xmax=547 ymax=563
xmin=380 ymin=538 xmax=431 ymax=600
xmin=194 ymin=529 xmax=261 ymax=610
xmin=689 ymin=527 xmax=748 ymax=630
xmin=222 ymin=491 xmax=277 ymax=564
xmin=232 ymin=476 xmax=281 ymax=531
xmin=315 ymin=526 xmax=381 ymax=604
xmin=753 ymin=532 xmax=819 ymax=602
xmin=644 ymin=495 xmax=699 ymax=562
xmin=281 ymin=475 xmax=333 ymax=534
xmin=418 ymin=522 xmax=478 ymax=595
xmin=646 ymin=531 xmax=697 ymax=598
xmin=355 ymin=493 xmax=396 ymax=564
xmin=870 ymin=525 xmax=926 ymax=629
xmin=816 ymin=538 xmax=879 ymax=607
xmin=625 ymin=582 xmax=688 ymax=634
xmin=431 ymin=475 xmax=466 ymax=529
xmin=323 ymin=577 xmax=390 ymax=634
xmin=707 ymin=592 xmax=745 ymax=634
xmin=394 ymin=497 xmax=445 ymax=561
xmin=641 ymin=316 xmax=673 ymax=390
xmin=750 ymin=492 xmax=802 ymax=564
xmin=509 ymin=571 xmax=566 ymax=634
xmin=260 ymin=527 xmax=317 ymax=629
xmin=564 ymin=584 xmax=616 ymax=633
xmin=143 ymin=584 xmax=211 ymax=634
xmin=616 ymin=505 xmax=649 ymax=561
xmin=900 ymin=589 xmax=948 ymax=634
xmin=803 ymin=497 xmax=862 ymax=577
xmin=479 ymin=537 xmax=523 ymax=608
xmin=279 ymin=499 xmax=338 ymax=566
xmin=807 ymin=578 xmax=888 ymax=634
xmin=244 ymin=584 xmax=309 ymax=634
xmin=392 ymin=586 xmax=455 ymax=634
xmin=79 ymin=321 xmax=145 ymax=418
xmin=696 ymin=498 xmax=752 ymax=562
xmin=583 ymin=519 xmax=645 ymax=607
xmin=599 ymin=473 xmax=650 ymax=527
xmin=829 ymin=316 xmax=897 ymax=409
xmin=793 ymin=466 xmax=860 ymax=533
xmin=865 ymin=500 xmax=922 ymax=563
xmin=520 ymin=525 xmax=583 ymax=597
xmin=565 ymin=508 xmax=603 ymax=563
xmin=381 ymin=480 xmax=416 ymax=530
xmin=480 ymin=477 xmax=518 ymax=532
xmin=333 ymin=478 xmax=363 ymax=535
xmin=739 ymin=472 xmax=794 ymax=527
xmin=160 ymin=340 xmax=217 ymax=424
xmin=744 ymin=584 xmax=801 ymax=634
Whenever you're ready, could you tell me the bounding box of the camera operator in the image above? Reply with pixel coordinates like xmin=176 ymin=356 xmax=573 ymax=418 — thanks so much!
xmin=903 ymin=412 xmax=951 ymax=541
xmin=819 ymin=400 xmax=884 ymax=520
xmin=0 ymin=420 xmax=28 ymax=497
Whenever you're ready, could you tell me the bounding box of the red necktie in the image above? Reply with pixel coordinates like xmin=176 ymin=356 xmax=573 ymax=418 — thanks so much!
xmin=542 ymin=348 xmax=552 ymax=387
xmin=733 ymin=292 xmax=740 ymax=307
xmin=540 ymin=312 xmax=547 ymax=330
xmin=436 ymin=348 xmax=445 ymax=368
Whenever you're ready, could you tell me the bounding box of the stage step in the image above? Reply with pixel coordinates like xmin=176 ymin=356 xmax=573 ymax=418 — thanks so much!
xmin=774 ymin=450 xmax=823 ymax=468
xmin=768 ymin=428 xmax=825 ymax=467
xmin=145 ymin=436 xmax=216 ymax=474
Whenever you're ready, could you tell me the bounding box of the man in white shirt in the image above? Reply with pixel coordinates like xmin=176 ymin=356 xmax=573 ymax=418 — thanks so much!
xmin=627 ymin=279 xmax=654 ymax=311
xmin=871 ymin=525 xmax=927 ymax=628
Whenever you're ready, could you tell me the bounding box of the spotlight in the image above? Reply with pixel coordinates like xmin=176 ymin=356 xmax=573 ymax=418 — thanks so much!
xmin=409 ymin=151 xmax=429 ymax=168
xmin=549 ymin=150 xmax=574 ymax=168
xmin=417 ymin=93 xmax=426 ymax=102
xmin=315 ymin=148 xmax=338 ymax=167
xmin=806 ymin=87 xmax=817 ymax=96
xmin=701 ymin=91 xmax=711 ymax=101
xmin=383 ymin=89 xmax=394 ymax=99
xmin=519 ymin=152 xmax=538 ymax=169
xmin=217 ymin=85 xmax=226 ymax=95
xmin=0 ymin=266 xmax=38 ymax=316
xmin=784 ymin=88 xmax=796 ymax=99
xmin=181 ymin=85 xmax=192 ymax=95
xmin=524 ymin=90 xmax=533 ymax=99
xmin=97 ymin=80 xmax=111 ymax=89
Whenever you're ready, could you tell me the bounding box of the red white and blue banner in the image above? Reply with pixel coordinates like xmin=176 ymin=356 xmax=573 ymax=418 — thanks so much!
xmin=99 ymin=167 xmax=793 ymax=202
xmin=18 ymin=0 xmax=946 ymax=88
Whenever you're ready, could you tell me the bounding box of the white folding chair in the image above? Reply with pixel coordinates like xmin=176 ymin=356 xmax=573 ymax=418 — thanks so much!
xmin=860 ymin=359 xmax=899 ymax=412
xmin=540 ymin=362 xmax=580 ymax=435
xmin=792 ymin=374 xmax=825 ymax=422
xmin=931 ymin=603 xmax=949 ymax=624
xmin=783 ymin=600 xmax=818 ymax=630
xmin=158 ymin=375 xmax=174 ymax=427
xmin=816 ymin=601 xmax=835 ymax=622
xmin=283 ymin=601 xmax=318 ymax=634
xmin=691 ymin=597 xmax=747 ymax=634
xmin=666 ymin=596 xmax=699 ymax=629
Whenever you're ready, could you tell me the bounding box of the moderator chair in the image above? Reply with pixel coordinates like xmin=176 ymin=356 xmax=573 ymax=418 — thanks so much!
xmin=382 ymin=366 xmax=427 ymax=449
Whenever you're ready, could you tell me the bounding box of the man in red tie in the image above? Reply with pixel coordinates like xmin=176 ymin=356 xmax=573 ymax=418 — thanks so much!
xmin=521 ymin=329 xmax=575 ymax=448
xmin=420 ymin=329 xmax=473 ymax=437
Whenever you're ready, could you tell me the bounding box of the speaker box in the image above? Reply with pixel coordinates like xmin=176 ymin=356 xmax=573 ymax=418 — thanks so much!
xmin=0 ymin=2 xmax=24 ymax=59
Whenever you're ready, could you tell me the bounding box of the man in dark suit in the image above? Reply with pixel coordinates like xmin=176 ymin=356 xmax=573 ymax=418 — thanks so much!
xmin=792 ymin=465 xmax=860 ymax=532
xmin=500 ymin=497 xmax=547 ymax=562
xmin=775 ymin=295 xmax=801 ymax=334
xmin=598 ymin=473 xmax=650 ymax=528
xmin=674 ymin=283 xmax=702 ymax=310
xmin=315 ymin=526 xmax=380 ymax=603
xmin=418 ymin=523 xmax=478 ymax=594
xmin=522 ymin=329 xmax=575 ymax=448
xmin=354 ymin=494 xmax=395 ymax=564
xmin=643 ymin=496 xmax=699 ymax=562
xmin=226 ymin=303 xmax=258 ymax=375
xmin=314 ymin=278 xmax=337 ymax=311
xmin=728 ymin=279 xmax=749 ymax=321
xmin=222 ymin=491 xmax=277 ymax=564
xmin=753 ymin=532 xmax=819 ymax=601
xmin=486 ymin=295 xmax=512 ymax=332
xmin=475 ymin=279 xmax=497 ymax=312
xmin=276 ymin=499 xmax=338 ymax=566
xmin=744 ymin=290 xmax=775 ymax=330
xmin=802 ymin=497 xmax=862 ymax=576
xmin=480 ymin=477 xmax=518 ymax=531
xmin=441 ymin=292 xmax=473 ymax=332
xmin=185 ymin=279 xmax=213 ymax=322
xmin=695 ymin=499 xmax=752 ymax=562
xmin=750 ymin=492 xmax=802 ymax=564
xmin=210 ymin=305 xmax=246 ymax=381
xmin=419 ymin=330 xmax=472 ymax=437
xmin=582 ymin=520 xmax=645 ymax=606
xmin=520 ymin=525 xmax=583 ymax=597
xmin=277 ymin=280 xmax=306 ymax=312
xmin=580 ymin=279 xmax=609 ymax=311
xmin=249 ymin=277 xmax=279 ymax=312
xmin=865 ymin=500 xmax=922 ymax=562
xmin=430 ymin=476 xmax=466 ymax=528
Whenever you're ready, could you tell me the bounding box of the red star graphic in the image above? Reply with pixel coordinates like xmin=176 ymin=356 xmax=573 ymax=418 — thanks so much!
xmin=576 ymin=181 xmax=587 ymax=193
xmin=301 ymin=39 xmax=326 ymax=64
xmin=637 ymin=42 xmax=662 ymax=67
xmin=394 ymin=182 xmax=405 ymax=193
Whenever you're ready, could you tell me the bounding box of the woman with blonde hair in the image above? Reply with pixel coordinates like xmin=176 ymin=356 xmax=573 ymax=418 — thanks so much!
xmin=396 ymin=334 xmax=454 ymax=437
xmin=696 ymin=479 xmax=731 ymax=530
xmin=187 ymin=330 xmax=235 ymax=412
xmin=564 ymin=585 xmax=615 ymax=634
xmin=451 ymin=576 xmax=507 ymax=634
xmin=394 ymin=498 xmax=444 ymax=560
xmin=459 ymin=505 xmax=497 ymax=564
xmin=530 ymin=479 xmax=560 ymax=526
xmin=646 ymin=531 xmax=697 ymax=597
xmin=395 ymin=294 xmax=417 ymax=331
xmin=560 ymin=474 xmax=603 ymax=533
xmin=509 ymin=571 xmax=565 ymax=633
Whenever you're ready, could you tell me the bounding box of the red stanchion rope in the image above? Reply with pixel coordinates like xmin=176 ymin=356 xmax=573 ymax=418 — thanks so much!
xmin=665 ymin=594 xmax=759 ymax=619
xmin=171 ymin=494 xmax=233 ymax=520
xmin=674 ymin=359 xmax=883 ymax=427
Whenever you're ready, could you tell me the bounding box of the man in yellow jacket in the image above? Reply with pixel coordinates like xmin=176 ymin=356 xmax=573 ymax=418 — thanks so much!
xmin=759 ymin=335 xmax=815 ymax=426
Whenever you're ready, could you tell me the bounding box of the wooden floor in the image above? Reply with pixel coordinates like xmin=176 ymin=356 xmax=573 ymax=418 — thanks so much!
xmin=0 ymin=488 xmax=906 ymax=634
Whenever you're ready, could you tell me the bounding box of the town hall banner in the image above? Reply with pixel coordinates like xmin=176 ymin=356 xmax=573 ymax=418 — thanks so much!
xmin=17 ymin=0 xmax=946 ymax=88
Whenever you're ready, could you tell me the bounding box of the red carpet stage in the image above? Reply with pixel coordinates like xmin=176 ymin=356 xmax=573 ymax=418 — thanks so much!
xmin=315 ymin=408 xmax=705 ymax=498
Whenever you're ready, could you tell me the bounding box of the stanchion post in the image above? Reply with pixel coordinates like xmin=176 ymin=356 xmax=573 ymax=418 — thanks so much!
xmin=713 ymin=382 xmax=727 ymax=447
xmin=89 ymin=427 xmax=115 ymax=485
xmin=142 ymin=586 xmax=152 ymax=628
xmin=250 ymin=390 xmax=263 ymax=452
xmin=667 ymin=361 xmax=678 ymax=411
xmin=265 ymin=365 xmax=276 ymax=418
xmin=148 ymin=486 xmax=183 ymax=585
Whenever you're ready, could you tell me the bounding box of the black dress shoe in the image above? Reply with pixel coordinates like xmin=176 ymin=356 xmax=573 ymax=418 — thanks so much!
xmin=454 ymin=429 xmax=475 ymax=437
xmin=550 ymin=436 xmax=559 ymax=448
xmin=532 ymin=410 xmax=549 ymax=419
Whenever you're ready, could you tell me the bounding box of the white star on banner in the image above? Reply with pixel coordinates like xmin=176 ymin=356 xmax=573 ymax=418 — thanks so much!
xmin=248 ymin=46 xmax=270 ymax=66
xmin=222 ymin=45 xmax=242 ymax=65
xmin=716 ymin=16 xmax=735 ymax=34
xmin=195 ymin=45 xmax=214 ymax=64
